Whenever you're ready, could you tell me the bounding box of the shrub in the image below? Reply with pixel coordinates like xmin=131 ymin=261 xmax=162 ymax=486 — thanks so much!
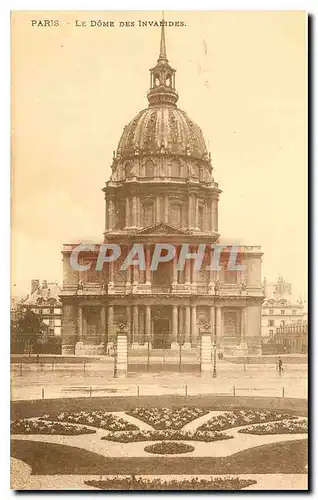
xmin=126 ymin=407 xmax=209 ymax=430
xmin=198 ymin=410 xmax=297 ymax=432
xmin=85 ymin=475 xmax=257 ymax=490
xmin=40 ymin=411 xmax=138 ymax=431
xmin=101 ymin=429 xmax=232 ymax=443
xmin=238 ymin=418 xmax=308 ymax=435
xmin=11 ymin=419 xmax=95 ymax=435
xmin=144 ymin=441 xmax=194 ymax=455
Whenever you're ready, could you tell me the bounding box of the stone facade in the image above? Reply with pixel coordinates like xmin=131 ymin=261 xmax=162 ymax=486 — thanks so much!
xmin=60 ymin=25 xmax=264 ymax=362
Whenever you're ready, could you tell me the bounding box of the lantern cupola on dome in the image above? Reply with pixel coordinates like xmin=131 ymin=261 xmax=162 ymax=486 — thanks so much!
xmin=147 ymin=22 xmax=179 ymax=107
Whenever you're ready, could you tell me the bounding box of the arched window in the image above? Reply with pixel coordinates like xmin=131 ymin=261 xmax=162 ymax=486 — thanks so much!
xmin=154 ymin=74 xmax=160 ymax=87
xmin=143 ymin=202 xmax=154 ymax=227
xmin=166 ymin=74 xmax=171 ymax=87
xmin=199 ymin=166 xmax=204 ymax=181
xmin=198 ymin=206 xmax=204 ymax=230
xmin=171 ymin=159 xmax=181 ymax=177
xmin=170 ymin=203 xmax=182 ymax=228
xmin=125 ymin=163 xmax=132 ymax=178
xmin=144 ymin=160 xmax=154 ymax=177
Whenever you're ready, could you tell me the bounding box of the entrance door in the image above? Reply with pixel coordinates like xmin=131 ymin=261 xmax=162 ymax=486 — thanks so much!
xmin=153 ymin=318 xmax=170 ymax=349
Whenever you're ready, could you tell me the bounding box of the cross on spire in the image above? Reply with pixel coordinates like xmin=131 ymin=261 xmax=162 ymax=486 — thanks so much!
xmin=158 ymin=15 xmax=167 ymax=61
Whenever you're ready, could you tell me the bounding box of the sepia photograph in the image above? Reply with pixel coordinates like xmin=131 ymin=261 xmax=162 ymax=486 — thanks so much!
xmin=10 ymin=9 xmax=308 ymax=491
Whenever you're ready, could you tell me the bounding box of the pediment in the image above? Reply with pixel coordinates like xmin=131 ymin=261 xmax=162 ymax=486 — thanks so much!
xmin=136 ymin=221 xmax=189 ymax=235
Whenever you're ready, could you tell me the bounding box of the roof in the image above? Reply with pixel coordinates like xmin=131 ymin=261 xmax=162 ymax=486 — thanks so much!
xmin=21 ymin=282 xmax=62 ymax=306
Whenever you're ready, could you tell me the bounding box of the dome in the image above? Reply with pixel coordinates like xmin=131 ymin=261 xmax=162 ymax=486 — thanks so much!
xmin=116 ymin=106 xmax=208 ymax=161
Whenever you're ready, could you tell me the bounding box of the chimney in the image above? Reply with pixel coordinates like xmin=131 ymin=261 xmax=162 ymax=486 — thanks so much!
xmin=31 ymin=279 xmax=40 ymax=295
xmin=42 ymin=280 xmax=48 ymax=289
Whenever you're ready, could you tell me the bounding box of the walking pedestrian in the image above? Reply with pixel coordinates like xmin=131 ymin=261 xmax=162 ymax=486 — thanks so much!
xmin=278 ymin=356 xmax=283 ymax=376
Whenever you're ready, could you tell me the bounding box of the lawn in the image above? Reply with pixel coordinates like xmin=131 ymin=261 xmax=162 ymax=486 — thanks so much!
xmin=11 ymin=395 xmax=307 ymax=420
xmin=11 ymin=439 xmax=308 ymax=475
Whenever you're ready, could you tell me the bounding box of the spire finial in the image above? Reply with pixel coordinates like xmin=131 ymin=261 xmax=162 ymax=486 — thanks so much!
xmin=158 ymin=12 xmax=167 ymax=61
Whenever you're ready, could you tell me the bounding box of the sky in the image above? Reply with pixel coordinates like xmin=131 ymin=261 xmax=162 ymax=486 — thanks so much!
xmin=11 ymin=10 xmax=307 ymax=299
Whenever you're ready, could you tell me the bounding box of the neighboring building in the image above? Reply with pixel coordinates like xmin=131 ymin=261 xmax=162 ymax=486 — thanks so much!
xmin=60 ymin=25 xmax=264 ymax=361
xmin=275 ymin=320 xmax=308 ymax=354
xmin=261 ymin=276 xmax=305 ymax=339
xmin=18 ymin=280 xmax=62 ymax=337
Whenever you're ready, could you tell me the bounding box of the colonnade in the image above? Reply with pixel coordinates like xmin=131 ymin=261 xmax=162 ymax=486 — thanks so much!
xmin=104 ymin=194 xmax=218 ymax=232
xmin=75 ymin=303 xmax=248 ymax=349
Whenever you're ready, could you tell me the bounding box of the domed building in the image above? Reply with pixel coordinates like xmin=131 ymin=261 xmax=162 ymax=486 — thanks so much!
xmin=60 ymin=24 xmax=264 ymax=370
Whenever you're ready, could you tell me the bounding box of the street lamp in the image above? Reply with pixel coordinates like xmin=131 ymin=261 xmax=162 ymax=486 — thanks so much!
xmin=213 ymin=280 xmax=220 ymax=378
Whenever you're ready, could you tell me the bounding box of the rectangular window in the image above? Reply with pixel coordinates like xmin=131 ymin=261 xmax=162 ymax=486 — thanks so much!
xmin=171 ymin=204 xmax=182 ymax=228
xmin=269 ymin=329 xmax=273 ymax=336
xmin=198 ymin=206 xmax=204 ymax=230
xmin=143 ymin=203 xmax=154 ymax=227
xmin=269 ymin=309 xmax=274 ymax=315
xmin=281 ymin=309 xmax=285 ymax=315
xmin=268 ymin=320 xmax=274 ymax=327
xmin=292 ymin=309 xmax=296 ymax=315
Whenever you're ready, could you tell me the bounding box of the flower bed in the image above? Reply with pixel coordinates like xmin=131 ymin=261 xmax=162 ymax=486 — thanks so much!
xmin=40 ymin=411 xmax=138 ymax=431
xmin=101 ymin=429 xmax=232 ymax=443
xmin=85 ymin=475 xmax=257 ymax=490
xmin=198 ymin=410 xmax=297 ymax=432
xmin=126 ymin=407 xmax=209 ymax=430
xmin=11 ymin=419 xmax=96 ymax=436
xmin=238 ymin=418 xmax=308 ymax=435
xmin=144 ymin=441 xmax=194 ymax=455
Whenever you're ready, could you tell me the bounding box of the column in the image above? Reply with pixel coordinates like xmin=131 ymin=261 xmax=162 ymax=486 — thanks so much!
xmin=145 ymin=305 xmax=151 ymax=344
xmin=100 ymin=305 xmax=106 ymax=349
xmin=136 ymin=197 xmax=140 ymax=228
xmin=132 ymin=305 xmax=139 ymax=346
xmin=132 ymin=196 xmax=137 ymax=227
xmin=184 ymin=306 xmax=191 ymax=347
xmin=195 ymin=197 xmax=199 ymax=229
xmin=107 ymin=305 xmax=114 ymax=345
xmin=105 ymin=199 xmax=109 ymax=231
xmin=77 ymin=305 xmax=83 ymax=342
xmin=201 ymin=329 xmax=212 ymax=373
xmin=108 ymin=260 xmax=114 ymax=293
xmin=188 ymin=196 xmax=193 ymax=229
xmin=172 ymin=253 xmax=178 ymax=285
xmin=156 ymin=196 xmax=161 ymax=222
xmin=164 ymin=196 xmax=169 ymax=223
xmin=185 ymin=259 xmax=191 ymax=285
xmin=114 ymin=328 xmax=128 ymax=378
xmin=240 ymin=308 xmax=248 ymax=346
xmin=172 ymin=305 xmax=178 ymax=347
xmin=191 ymin=305 xmax=197 ymax=347
xmin=145 ymin=246 xmax=151 ymax=286
xmin=132 ymin=265 xmax=139 ymax=286
xmin=216 ymin=306 xmax=222 ymax=341
xmin=191 ymin=252 xmax=198 ymax=291
xmin=203 ymin=203 xmax=207 ymax=232
xmin=126 ymin=306 xmax=132 ymax=344
xmin=139 ymin=307 xmax=145 ymax=345
xmin=108 ymin=260 xmax=114 ymax=284
xmin=125 ymin=263 xmax=132 ymax=293
xmin=178 ymin=307 xmax=183 ymax=344
xmin=125 ymin=197 xmax=130 ymax=228
xmin=210 ymin=306 xmax=215 ymax=340
xmin=210 ymin=200 xmax=214 ymax=232
xmin=109 ymin=196 xmax=115 ymax=230
xmin=82 ymin=310 xmax=87 ymax=342
xmin=212 ymin=199 xmax=218 ymax=232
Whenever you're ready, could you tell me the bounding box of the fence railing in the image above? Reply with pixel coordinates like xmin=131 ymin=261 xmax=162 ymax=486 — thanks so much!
xmin=11 ymin=383 xmax=291 ymax=402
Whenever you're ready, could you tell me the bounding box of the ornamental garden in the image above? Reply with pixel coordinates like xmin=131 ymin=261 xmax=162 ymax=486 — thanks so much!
xmin=11 ymin=405 xmax=308 ymax=489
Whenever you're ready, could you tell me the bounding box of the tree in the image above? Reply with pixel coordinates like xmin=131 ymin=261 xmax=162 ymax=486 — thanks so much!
xmin=14 ymin=310 xmax=47 ymax=354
